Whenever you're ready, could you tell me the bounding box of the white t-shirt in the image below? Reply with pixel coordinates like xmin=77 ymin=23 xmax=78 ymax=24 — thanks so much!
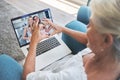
xmin=27 ymin=48 xmax=91 ymax=80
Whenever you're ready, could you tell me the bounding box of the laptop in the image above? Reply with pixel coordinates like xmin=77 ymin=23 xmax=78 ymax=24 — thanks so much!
xmin=11 ymin=8 xmax=71 ymax=71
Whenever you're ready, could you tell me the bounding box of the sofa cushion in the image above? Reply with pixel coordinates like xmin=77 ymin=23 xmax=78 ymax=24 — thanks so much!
xmin=62 ymin=20 xmax=87 ymax=54
xmin=0 ymin=54 xmax=23 ymax=80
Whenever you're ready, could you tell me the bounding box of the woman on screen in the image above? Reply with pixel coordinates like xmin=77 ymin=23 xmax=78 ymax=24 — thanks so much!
xmin=23 ymin=17 xmax=33 ymax=43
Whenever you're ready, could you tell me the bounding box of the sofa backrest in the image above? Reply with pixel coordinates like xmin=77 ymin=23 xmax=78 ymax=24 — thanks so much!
xmin=77 ymin=6 xmax=91 ymax=25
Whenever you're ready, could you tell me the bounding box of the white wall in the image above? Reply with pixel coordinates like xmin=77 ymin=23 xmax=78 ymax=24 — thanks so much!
xmin=66 ymin=0 xmax=87 ymax=5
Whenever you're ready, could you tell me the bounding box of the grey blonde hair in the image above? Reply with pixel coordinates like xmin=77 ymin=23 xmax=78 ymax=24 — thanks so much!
xmin=90 ymin=0 xmax=120 ymax=58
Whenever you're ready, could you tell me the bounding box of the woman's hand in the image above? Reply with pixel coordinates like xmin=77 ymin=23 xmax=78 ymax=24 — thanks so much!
xmin=42 ymin=19 xmax=63 ymax=35
xmin=30 ymin=20 xmax=49 ymax=45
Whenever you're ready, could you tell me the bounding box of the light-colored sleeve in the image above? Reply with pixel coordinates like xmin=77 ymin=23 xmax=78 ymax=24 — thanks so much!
xmin=78 ymin=48 xmax=92 ymax=56
xmin=27 ymin=66 xmax=87 ymax=80
xmin=27 ymin=49 xmax=88 ymax=80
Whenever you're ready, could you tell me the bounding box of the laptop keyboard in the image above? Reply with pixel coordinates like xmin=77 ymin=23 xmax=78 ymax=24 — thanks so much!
xmin=36 ymin=37 xmax=61 ymax=56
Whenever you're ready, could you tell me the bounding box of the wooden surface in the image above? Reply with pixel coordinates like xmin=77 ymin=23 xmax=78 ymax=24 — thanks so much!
xmin=5 ymin=0 xmax=81 ymax=26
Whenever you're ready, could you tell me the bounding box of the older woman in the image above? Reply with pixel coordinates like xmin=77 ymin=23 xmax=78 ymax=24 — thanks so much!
xmin=83 ymin=0 xmax=120 ymax=79
xmin=22 ymin=0 xmax=120 ymax=80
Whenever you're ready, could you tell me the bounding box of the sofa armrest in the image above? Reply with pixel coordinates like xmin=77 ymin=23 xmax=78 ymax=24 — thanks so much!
xmin=77 ymin=6 xmax=91 ymax=25
xmin=62 ymin=20 xmax=87 ymax=54
xmin=0 ymin=54 xmax=23 ymax=80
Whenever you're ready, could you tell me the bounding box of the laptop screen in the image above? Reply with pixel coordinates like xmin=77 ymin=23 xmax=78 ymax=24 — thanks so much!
xmin=11 ymin=8 xmax=53 ymax=47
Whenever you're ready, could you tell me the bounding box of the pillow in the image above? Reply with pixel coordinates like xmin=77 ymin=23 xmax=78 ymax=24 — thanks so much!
xmin=0 ymin=54 xmax=23 ymax=80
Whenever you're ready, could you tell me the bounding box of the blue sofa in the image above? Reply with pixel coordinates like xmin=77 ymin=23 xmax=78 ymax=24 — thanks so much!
xmin=0 ymin=54 xmax=23 ymax=80
xmin=62 ymin=6 xmax=91 ymax=54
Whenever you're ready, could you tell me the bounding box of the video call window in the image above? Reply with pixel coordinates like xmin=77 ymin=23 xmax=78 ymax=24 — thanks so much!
xmin=12 ymin=9 xmax=52 ymax=47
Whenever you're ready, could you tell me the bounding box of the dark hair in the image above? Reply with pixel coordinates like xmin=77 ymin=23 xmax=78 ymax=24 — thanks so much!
xmin=33 ymin=16 xmax=41 ymax=24
xmin=32 ymin=16 xmax=37 ymax=20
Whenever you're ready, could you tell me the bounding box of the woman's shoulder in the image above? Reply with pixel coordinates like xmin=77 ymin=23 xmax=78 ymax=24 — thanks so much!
xmin=24 ymin=26 xmax=29 ymax=31
xmin=24 ymin=26 xmax=28 ymax=29
xmin=82 ymin=53 xmax=95 ymax=66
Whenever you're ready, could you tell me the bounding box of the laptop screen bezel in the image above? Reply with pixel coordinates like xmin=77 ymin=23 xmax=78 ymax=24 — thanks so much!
xmin=11 ymin=8 xmax=53 ymax=47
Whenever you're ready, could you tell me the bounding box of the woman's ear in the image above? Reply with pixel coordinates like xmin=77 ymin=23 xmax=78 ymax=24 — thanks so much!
xmin=104 ymin=34 xmax=113 ymax=47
